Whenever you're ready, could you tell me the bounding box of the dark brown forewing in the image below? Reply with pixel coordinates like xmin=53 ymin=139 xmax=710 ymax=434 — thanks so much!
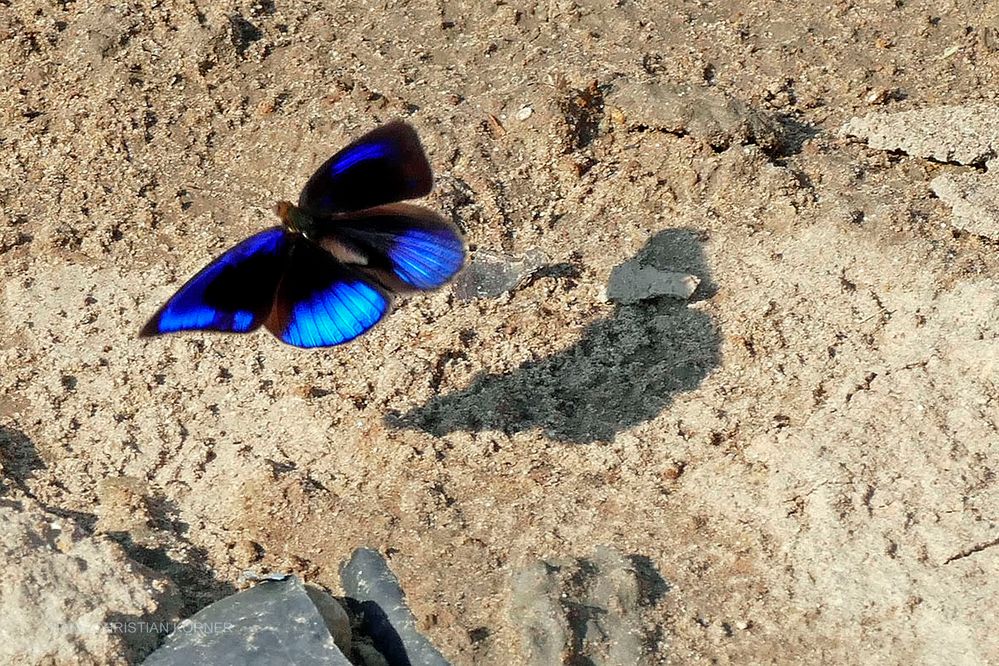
xmin=297 ymin=122 xmax=433 ymax=215
xmin=140 ymin=227 xmax=290 ymax=337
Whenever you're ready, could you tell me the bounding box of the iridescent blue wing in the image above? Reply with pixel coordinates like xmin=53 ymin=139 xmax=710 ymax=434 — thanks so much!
xmin=315 ymin=204 xmax=466 ymax=293
xmin=297 ymin=121 xmax=433 ymax=215
xmin=264 ymin=237 xmax=391 ymax=348
xmin=140 ymin=227 xmax=290 ymax=337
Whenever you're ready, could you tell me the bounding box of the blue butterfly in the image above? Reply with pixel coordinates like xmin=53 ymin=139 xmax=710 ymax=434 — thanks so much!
xmin=140 ymin=122 xmax=466 ymax=348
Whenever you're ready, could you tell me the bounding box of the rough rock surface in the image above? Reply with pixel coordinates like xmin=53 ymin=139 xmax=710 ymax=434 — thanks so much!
xmin=843 ymin=104 xmax=999 ymax=239
xmin=0 ymin=497 xmax=180 ymax=664
xmin=841 ymin=104 xmax=999 ymax=166
xmin=606 ymin=81 xmax=787 ymax=152
xmin=453 ymin=250 xmax=549 ymax=301
xmin=143 ymin=576 xmax=350 ymax=665
xmin=931 ymin=172 xmax=999 ymax=240
xmin=509 ymin=546 xmax=668 ymax=665
xmin=605 ymin=264 xmax=701 ymax=303
xmin=341 ymin=548 xmax=452 ymax=666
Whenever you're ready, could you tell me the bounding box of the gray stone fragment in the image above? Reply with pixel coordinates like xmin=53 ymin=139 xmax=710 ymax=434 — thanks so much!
xmin=931 ymin=172 xmax=999 ymax=240
xmin=508 ymin=546 xmax=670 ymax=665
xmin=340 ymin=548 xmax=451 ymax=666
xmin=142 ymin=576 xmax=350 ymax=666
xmin=841 ymin=104 xmax=999 ymax=165
xmin=508 ymin=562 xmax=570 ymax=664
xmin=305 ymin=584 xmax=353 ymax=657
xmin=453 ymin=249 xmax=548 ymax=300
xmin=585 ymin=547 xmax=648 ymax=666
xmin=606 ymin=260 xmax=701 ymax=304
xmin=607 ymin=81 xmax=784 ymax=151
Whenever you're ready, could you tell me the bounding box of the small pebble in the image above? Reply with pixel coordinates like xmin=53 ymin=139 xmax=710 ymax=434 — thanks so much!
xmin=606 ymin=260 xmax=701 ymax=304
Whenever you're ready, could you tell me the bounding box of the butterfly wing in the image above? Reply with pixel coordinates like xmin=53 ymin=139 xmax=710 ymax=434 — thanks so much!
xmin=265 ymin=237 xmax=392 ymax=348
xmin=315 ymin=204 xmax=467 ymax=293
xmin=297 ymin=121 xmax=433 ymax=215
xmin=140 ymin=227 xmax=290 ymax=337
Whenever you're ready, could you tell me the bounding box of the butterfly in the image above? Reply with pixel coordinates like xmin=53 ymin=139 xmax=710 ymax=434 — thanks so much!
xmin=139 ymin=121 xmax=466 ymax=348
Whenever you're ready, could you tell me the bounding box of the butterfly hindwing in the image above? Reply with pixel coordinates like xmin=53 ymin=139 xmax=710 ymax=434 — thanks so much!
xmin=140 ymin=227 xmax=289 ymax=337
xmin=265 ymin=237 xmax=391 ymax=348
xmin=297 ymin=121 xmax=433 ymax=215
xmin=315 ymin=204 xmax=467 ymax=293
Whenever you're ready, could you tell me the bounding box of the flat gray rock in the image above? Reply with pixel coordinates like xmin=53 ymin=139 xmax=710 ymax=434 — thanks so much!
xmin=841 ymin=104 xmax=999 ymax=165
xmin=606 ymin=260 xmax=701 ymax=304
xmin=142 ymin=576 xmax=350 ymax=666
xmin=509 ymin=546 xmax=670 ymax=665
xmin=607 ymin=81 xmax=785 ymax=151
xmin=508 ymin=562 xmax=570 ymax=664
xmin=453 ymin=250 xmax=548 ymax=300
xmin=843 ymin=104 xmax=999 ymax=239
xmin=340 ymin=548 xmax=451 ymax=666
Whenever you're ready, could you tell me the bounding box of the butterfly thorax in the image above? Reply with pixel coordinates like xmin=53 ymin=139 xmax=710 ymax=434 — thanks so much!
xmin=273 ymin=200 xmax=370 ymax=266
xmin=274 ymin=201 xmax=315 ymax=236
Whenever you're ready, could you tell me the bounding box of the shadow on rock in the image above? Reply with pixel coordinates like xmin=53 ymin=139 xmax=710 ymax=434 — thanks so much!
xmin=110 ymin=533 xmax=236 ymax=616
xmin=0 ymin=425 xmax=46 ymax=493
xmin=339 ymin=548 xmax=451 ymax=666
xmin=103 ymin=492 xmax=236 ymax=615
xmin=388 ymin=229 xmax=720 ymax=443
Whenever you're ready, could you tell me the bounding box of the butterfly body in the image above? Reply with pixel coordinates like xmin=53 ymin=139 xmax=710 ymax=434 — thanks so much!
xmin=140 ymin=122 xmax=465 ymax=349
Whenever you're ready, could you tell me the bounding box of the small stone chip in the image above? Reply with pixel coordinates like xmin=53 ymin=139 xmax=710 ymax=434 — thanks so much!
xmin=605 ymin=260 xmax=701 ymax=304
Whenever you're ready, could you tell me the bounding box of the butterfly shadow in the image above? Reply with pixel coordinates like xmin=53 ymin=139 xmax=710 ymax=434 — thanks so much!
xmin=387 ymin=228 xmax=721 ymax=444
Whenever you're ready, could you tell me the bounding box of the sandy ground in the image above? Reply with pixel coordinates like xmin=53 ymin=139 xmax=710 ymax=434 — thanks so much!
xmin=2 ymin=0 xmax=998 ymax=663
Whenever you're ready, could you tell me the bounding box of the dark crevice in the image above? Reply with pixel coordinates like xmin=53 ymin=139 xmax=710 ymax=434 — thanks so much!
xmin=944 ymin=536 xmax=999 ymax=564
